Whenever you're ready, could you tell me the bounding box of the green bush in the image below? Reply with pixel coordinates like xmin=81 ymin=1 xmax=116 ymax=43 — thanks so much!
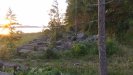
xmin=0 ymin=45 xmax=13 ymax=60
xmin=43 ymin=68 xmax=61 ymax=75
xmin=20 ymin=67 xmax=61 ymax=75
xmin=106 ymin=39 xmax=120 ymax=56
xmin=27 ymin=52 xmax=44 ymax=59
xmin=43 ymin=49 xmax=59 ymax=59
xmin=70 ymin=42 xmax=98 ymax=58
xmin=69 ymin=39 xmax=120 ymax=58
xmin=20 ymin=65 xmax=98 ymax=75
xmin=84 ymin=42 xmax=98 ymax=55
xmin=71 ymin=43 xmax=87 ymax=57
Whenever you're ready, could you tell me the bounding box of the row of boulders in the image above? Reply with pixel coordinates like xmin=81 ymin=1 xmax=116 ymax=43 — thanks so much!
xmin=17 ymin=33 xmax=98 ymax=54
xmin=0 ymin=60 xmax=30 ymax=75
xmin=0 ymin=72 xmax=12 ymax=75
xmin=17 ymin=36 xmax=49 ymax=54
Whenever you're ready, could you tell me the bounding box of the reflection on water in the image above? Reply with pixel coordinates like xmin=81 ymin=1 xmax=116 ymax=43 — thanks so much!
xmin=0 ymin=24 xmax=50 ymax=34
xmin=16 ymin=28 xmax=43 ymax=33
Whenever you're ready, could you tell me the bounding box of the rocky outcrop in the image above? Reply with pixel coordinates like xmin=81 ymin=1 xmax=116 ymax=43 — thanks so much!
xmin=0 ymin=72 xmax=13 ymax=75
xmin=17 ymin=36 xmax=49 ymax=54
xmin=17 ymin=33 xmax=98 ymax=54
xmin=76 ymin=32 xmax=87 ymax=41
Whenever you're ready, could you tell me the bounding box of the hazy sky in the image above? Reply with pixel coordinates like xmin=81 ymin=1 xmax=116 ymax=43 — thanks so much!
xmin=0 ymin=0 xmax=67 ymax=33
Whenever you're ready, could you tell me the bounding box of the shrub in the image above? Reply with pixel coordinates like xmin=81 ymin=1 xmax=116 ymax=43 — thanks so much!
xmin=84 ymin=42 xmax=98 ymax=55
xmin=0 ymin=45 xmax=13 ymax=60
xmin=106 ymin=39 xmax=120 ymax=57
xmin=43 ymin=49 xmax=59 ymax=59
xmin=71 ymin=43 xmax=87 ymax=57
xmin=69 ymin=39 xmax=120 ymax=58
xmin=23 ymin=67 xmax=61 ymax=75
xmin=70 ymin=42 xmax=98 ymax=58
xmin=27 ymin=51 xmax=44 ymax=59
xmin=43 ymin=68 xmax=61 ymax=75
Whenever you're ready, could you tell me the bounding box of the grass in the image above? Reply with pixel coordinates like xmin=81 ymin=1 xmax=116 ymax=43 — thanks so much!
xmin=10 ymin=59 xmax=99 ymax=75
xmin=0 ymin=32 xmax=43 ymax=47
xmin=16 ymin=32 xmax=43 ymax=47
xmin=9 ymin=43 xmax=133 ymax=75
xmin=15 ymin=36 xmax=133 ymax=75
xmin=2 ymin=47 xmax=133 ymax=75
xmin=1 ymin=32 xmax=133 ymax=75
xmin=10 ymin=53 xmax=133 ymax=75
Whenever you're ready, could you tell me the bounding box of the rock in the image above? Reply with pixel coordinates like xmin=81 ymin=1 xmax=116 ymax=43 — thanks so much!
xmin=86 ymin=35 xmax=98 ymax=42
xmin=37 ymin=42 xmax=45 ymax=45
xmin=19 ymin=49 xmax=32 ymax=54
xmin=19 ymin=44 xmax=34 ymax=50
xmin=71 ymin=36 xmax=77 ymax=41
xmin=56 ymin=40 xmax=62 ymax=46
xmin=32 ymin=39 xmax=38 ymax=42
xmin=29 ymin=43 xmax=37 ymax=46
xmin=0 ymin=72 xmax=13 ymax=75
xmin=77 ymin=33 xmax=87 ymax=41
xmin=77 ymin=33 xmax=84 ymax=39
xmin=37 ymin=46 xmax=48 ymax=51
xmin=11 ymin=59 xmax=25 ymax=62
xmin=73 ymin=63 xmax=80 ymax=66
xmin=63 ymin=41 xmax=72 ymax=49
xmin=56 ymin=46 xmax=64 ymax=50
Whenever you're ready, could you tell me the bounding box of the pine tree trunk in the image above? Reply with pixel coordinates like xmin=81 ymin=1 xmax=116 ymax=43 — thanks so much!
xmin=98 ymin=0 xmax=107 ymax=75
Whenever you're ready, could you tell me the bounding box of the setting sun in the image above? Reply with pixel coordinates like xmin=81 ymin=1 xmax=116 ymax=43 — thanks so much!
xmin=0 ymin=18 xmax=10 ymax=25
xmin=0 ymin=29 xmax=10 ymax=35
xmin=0 ymin=18 xmax=10 ymax=35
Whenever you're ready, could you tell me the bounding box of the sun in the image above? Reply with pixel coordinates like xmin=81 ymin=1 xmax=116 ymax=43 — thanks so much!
xmin=0 ymin=18 xmax=10 ymax=24
xmin=0 ymin=18 xmax=10 ymax=35
xmin=0 ymin=29 xmax=10 ymax=35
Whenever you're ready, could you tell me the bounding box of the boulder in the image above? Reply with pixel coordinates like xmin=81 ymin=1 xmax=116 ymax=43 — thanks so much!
xmin=64 ymin=41 xmax=72 ymax=49
xmin=19 ymin=44 xmax=34 ymax=50
xmin=37 ymin=46 xmax=48 ymax=51
xmin=86 ymin=35 xmax=98 ymax=42
xmin=18 ymin=49 xmax=32 ymax=54
xmin=76 ymin=33 xmax=87 ymax=41
xmin=0 ymin=72 xmax=13 ymax=75
xmin=56 ymin=40 xmax=63 ymax=46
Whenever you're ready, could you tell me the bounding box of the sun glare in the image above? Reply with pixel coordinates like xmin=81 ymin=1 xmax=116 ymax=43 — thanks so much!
xmin=0 ymin=29 xmax=10 ymax=35
xmin=0 ymin=18 xmax=10 ymax=25
xmin=0 ymin=18 xmax=10 ymax=35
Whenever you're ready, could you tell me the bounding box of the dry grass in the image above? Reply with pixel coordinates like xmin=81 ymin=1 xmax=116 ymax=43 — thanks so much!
xmin=16 ymin=32 xmax=43 ymax=47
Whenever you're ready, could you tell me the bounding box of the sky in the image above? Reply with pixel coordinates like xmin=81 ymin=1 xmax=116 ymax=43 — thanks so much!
xmin=0 ymin=0 xmax=67 ymax=33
